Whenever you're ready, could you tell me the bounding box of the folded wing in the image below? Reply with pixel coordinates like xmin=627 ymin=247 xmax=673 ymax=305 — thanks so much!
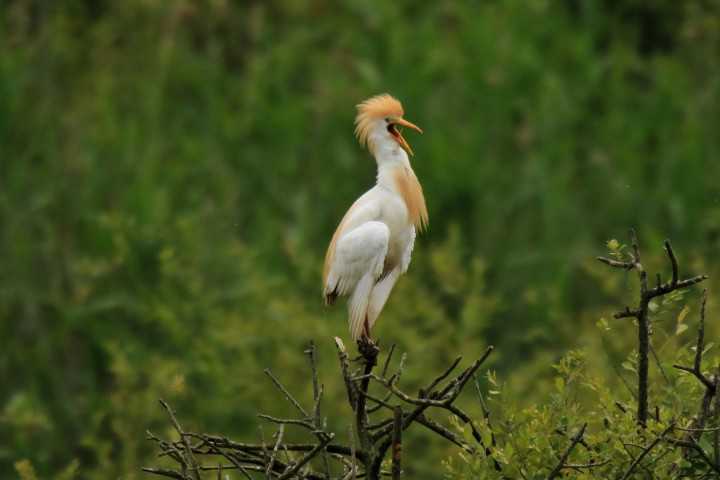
xmin=325 ymin=217 xmax=389 ymax=339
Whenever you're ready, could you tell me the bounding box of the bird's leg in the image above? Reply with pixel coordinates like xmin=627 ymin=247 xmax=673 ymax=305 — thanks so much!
xmin=357 ymin=317 xmax=380 ymax=367
xmin=363 ymin=316 xmax=371 ymax=340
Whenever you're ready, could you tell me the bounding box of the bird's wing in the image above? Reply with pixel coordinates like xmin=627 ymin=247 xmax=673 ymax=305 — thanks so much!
xmin=344 ymin=222 xmax=390 ymax=338
xmin=323 ymin=190 xmax=381 ymax=297
xmin=325 ymin=218 xmax=389 ymax=298
xmin=330 ymin=221 xmax=390 ymax=339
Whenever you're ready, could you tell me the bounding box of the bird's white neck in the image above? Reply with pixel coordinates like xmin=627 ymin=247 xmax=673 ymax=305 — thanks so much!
xmin=373 ymin=140 xmax=412 ymax=192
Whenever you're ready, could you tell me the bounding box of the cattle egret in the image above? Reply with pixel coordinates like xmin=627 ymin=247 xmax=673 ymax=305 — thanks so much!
xmin=323 ymin=94 xmax=427 ymax=341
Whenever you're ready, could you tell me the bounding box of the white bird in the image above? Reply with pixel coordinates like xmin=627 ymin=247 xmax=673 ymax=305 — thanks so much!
xmin=323 ymin=94 xmax=427 ymax=341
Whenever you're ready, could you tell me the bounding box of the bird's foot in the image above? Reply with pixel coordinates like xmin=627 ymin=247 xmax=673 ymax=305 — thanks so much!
xmin=357 ymin=336 xmax=380 ymax=368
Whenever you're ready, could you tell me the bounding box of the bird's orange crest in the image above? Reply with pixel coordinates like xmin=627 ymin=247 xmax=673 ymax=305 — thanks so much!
xmin=354 ymin=94 xmax=404 ymax=153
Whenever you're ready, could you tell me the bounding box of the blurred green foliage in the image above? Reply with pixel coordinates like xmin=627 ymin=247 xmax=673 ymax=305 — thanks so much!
xmin=1 ymin=0 xmax=719 ymax=478
xmin=447 ymin=345 xmax=720 ymax=479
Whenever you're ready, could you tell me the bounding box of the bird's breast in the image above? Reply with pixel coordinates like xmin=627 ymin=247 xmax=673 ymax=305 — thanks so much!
xmin=378 ymin=192 xmax=411 ymax=271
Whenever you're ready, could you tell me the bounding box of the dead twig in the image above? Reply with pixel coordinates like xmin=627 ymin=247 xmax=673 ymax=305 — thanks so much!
xmin=264 ymin=368 xmax=309 ymax=418
xmin=159 ymin=400 xmax=201 ymax=480
xmin=391 ymin=406 xmax=402 ymax=479
xmin=147 ymin=340 xmax=495 ymax=480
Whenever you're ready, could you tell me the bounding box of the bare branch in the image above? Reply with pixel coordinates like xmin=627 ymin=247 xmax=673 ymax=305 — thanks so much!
xmin=673 ymin=291 xmax=715 ymax=392
xmin=369 ymin=350 xmax=405 ymax=414
xmin=596 ymin=256 xmax=635 ymax=270
xmin=415 ymin=414 xmax=474 ymax=452
xmin=665 ymin=240 xmax=679 ymax=287
xmin=614 ymin=307 xmax=640 ymax=319
xmin=599 ymin=232 xmax=708 ymax=426
xmin=266 ymin=424 xmax=285 ymax=478
xmin=278 ymin=433 xmax=335 ymax=479
xmin=204 ymin=442 xmax=253 ymax=480
xmin=630 ymin=228 xmax=641 ymax=263
xmin=159 ymin=400 xmax=201 ymax=480
xmin=264 ymin=368 xmax=309 ymax=418
xmin=675 ymin=425 xmax=720 ymax=433
xmin=371 ymin=346 xmax=496 ymax=475
xmin=147 ymin=340 xmax=496 ymax=480
xmin=258 ymin=414 xmax=316 ymax=432
xmin=349 ymin=423 xmax=357 ymax=480
xmin=667 ymin=436 xmax=720 ymax=475
xmin=423 ymin=356 xmax=463 ymax=395
xmin=142 ymin=468 xmax=185 ymax=480
xmin=563 ymin=459 xmax=611 ymax=470
xmin=354 ymin=337 xmax=380 ymax=461
xmin=546 ymin=423 xmax=587 ymax=480
xmin=363 ymin=391 xmax=398 ymax=411
xmin=620 ymin=422 xmax=675 ymax=480
xmin=648 ymin=274 xmax=709 ymax=299
xmin=335 ymin=337 xmax=357 ymax=410
xmin=391 ymin=406 xmax=402 ymax=480
xmin=673 ymin=365 xmax=715 ymax=392
xmin=380 ymin=344 xmax=397 ymax=378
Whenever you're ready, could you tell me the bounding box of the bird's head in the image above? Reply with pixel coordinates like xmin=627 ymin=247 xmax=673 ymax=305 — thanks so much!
xmin=354 ymin=94 xmax=423 ymax=157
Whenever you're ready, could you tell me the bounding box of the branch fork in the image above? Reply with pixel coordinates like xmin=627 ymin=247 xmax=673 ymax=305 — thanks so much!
xmin=144 ymin=338 xmax=495 ymax=479
xmin=598 ymin=230 xmax=708 ymax=426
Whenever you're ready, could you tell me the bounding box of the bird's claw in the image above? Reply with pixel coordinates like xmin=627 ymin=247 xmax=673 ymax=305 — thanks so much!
xmin=357 ymin=336 xmax=380 ymax=367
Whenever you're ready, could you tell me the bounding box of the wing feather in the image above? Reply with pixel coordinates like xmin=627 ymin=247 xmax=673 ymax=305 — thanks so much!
xmin=326 ymin=221 xmax=389 ymax=339
xmin=323 ymin=191 xmax=381 ymax=298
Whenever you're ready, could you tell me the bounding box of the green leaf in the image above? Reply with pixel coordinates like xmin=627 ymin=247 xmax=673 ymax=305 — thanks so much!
xmin=56 ymin=460 xmax=80 ymax=480
xmin=677 ymin=305 xmax=691 ymax=324
xmin=676 ymin=323 xmax=689 ymax=335
xmin=15 ymin=460 xmax=38 ymax=480
xmin=480 ymin=421 xmax=493 ymax=447
xmin=596 ymin=317 xmax=611 ymax=331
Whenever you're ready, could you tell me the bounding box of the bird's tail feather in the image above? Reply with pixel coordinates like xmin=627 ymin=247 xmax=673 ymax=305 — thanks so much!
xmin=348 ymin=272 xmax=374 ymax=341
xmin=367 ymin=268 xmax=399 ymax=331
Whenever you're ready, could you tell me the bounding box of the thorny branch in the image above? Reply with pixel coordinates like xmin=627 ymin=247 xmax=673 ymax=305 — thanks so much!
xmin=144 ymin=338 xmax=494 ymax=479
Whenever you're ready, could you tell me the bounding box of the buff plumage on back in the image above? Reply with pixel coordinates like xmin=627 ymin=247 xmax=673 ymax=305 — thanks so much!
xmin=394 ymin=167 xmax=428 ymax=231
xmin=354 ymin=94 xmax=404 ymax=153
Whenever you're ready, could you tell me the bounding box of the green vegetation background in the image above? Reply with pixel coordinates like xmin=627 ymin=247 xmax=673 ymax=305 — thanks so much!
xmin=1 ymin=0 xmax=719 ymax=478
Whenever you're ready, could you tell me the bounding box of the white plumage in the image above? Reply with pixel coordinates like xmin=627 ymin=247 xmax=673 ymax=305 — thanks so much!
xmin=323 ymin=94 xmax=427 ymax=341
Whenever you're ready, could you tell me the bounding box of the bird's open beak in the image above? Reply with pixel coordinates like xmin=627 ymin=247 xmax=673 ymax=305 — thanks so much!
xmin=389 ymin=117 xmax=423 ymax=156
